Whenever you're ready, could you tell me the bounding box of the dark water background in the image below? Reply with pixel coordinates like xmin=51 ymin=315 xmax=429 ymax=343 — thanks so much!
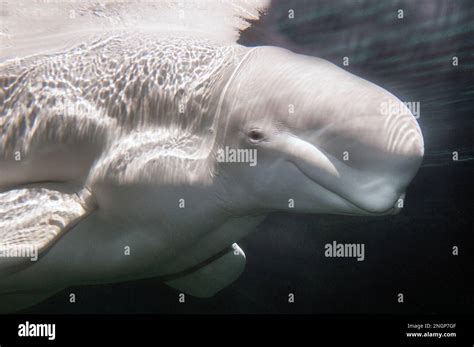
xmin=24 ymin=0 xmax=474 ymax=314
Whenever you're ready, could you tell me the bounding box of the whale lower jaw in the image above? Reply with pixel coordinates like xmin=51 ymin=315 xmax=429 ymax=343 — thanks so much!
xmin=289 ymin=160 xmax=402 ymax=216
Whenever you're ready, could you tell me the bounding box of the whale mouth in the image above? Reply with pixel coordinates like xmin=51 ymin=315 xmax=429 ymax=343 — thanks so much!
xmin=288 ymin=159 xmax=400 ymax=216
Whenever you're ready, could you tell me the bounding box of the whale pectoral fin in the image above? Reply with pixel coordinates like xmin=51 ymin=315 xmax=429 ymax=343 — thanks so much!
xmin=0 ymin=187 xmax=96 ymax=270
xmin=164 ymin=243 xmax=246 ymax=298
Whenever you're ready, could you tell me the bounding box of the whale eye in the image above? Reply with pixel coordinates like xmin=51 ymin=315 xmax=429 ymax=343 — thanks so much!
xmin=247 ymin=129 xmax=265 ymax=143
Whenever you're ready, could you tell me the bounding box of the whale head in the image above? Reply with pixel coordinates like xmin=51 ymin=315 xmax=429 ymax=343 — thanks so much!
xmin=215 ymin=46 xmax=424 ymax=216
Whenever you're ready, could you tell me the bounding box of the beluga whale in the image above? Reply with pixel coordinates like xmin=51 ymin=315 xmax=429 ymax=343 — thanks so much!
xmin=0 ymin=0 xmax=424 ymax=312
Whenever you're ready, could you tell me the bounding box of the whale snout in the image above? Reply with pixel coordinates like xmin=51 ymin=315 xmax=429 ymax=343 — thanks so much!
xmin=379 ymin=96 xmax=424 ymax=162
xmin=333 ymin=94 xmax=424 ymax=215
xmin=341 ymin=95 xmax=423 ymax=215
xmin=290 ymin=92 xmax=424 ymax=216
xmin=221 ymin=47 xmax=424 ymax=216
xmin=356 ymin=96 xmax=424 ymax=214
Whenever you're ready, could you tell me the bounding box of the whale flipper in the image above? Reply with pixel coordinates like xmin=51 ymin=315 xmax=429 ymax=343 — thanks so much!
xmin=164 ymin=243 xmax=246 ymax=298
xmin=0 ymin=187 xmax=96 ymax=270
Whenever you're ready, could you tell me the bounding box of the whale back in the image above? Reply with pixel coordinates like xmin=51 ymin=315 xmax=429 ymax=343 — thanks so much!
xmin=0 ymin=0 xmax=269 ymax=190
xmin=0 ymin=0 xmax=269 ymax=61
xmin=0 ymin=33 xmax=245 ymax=190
